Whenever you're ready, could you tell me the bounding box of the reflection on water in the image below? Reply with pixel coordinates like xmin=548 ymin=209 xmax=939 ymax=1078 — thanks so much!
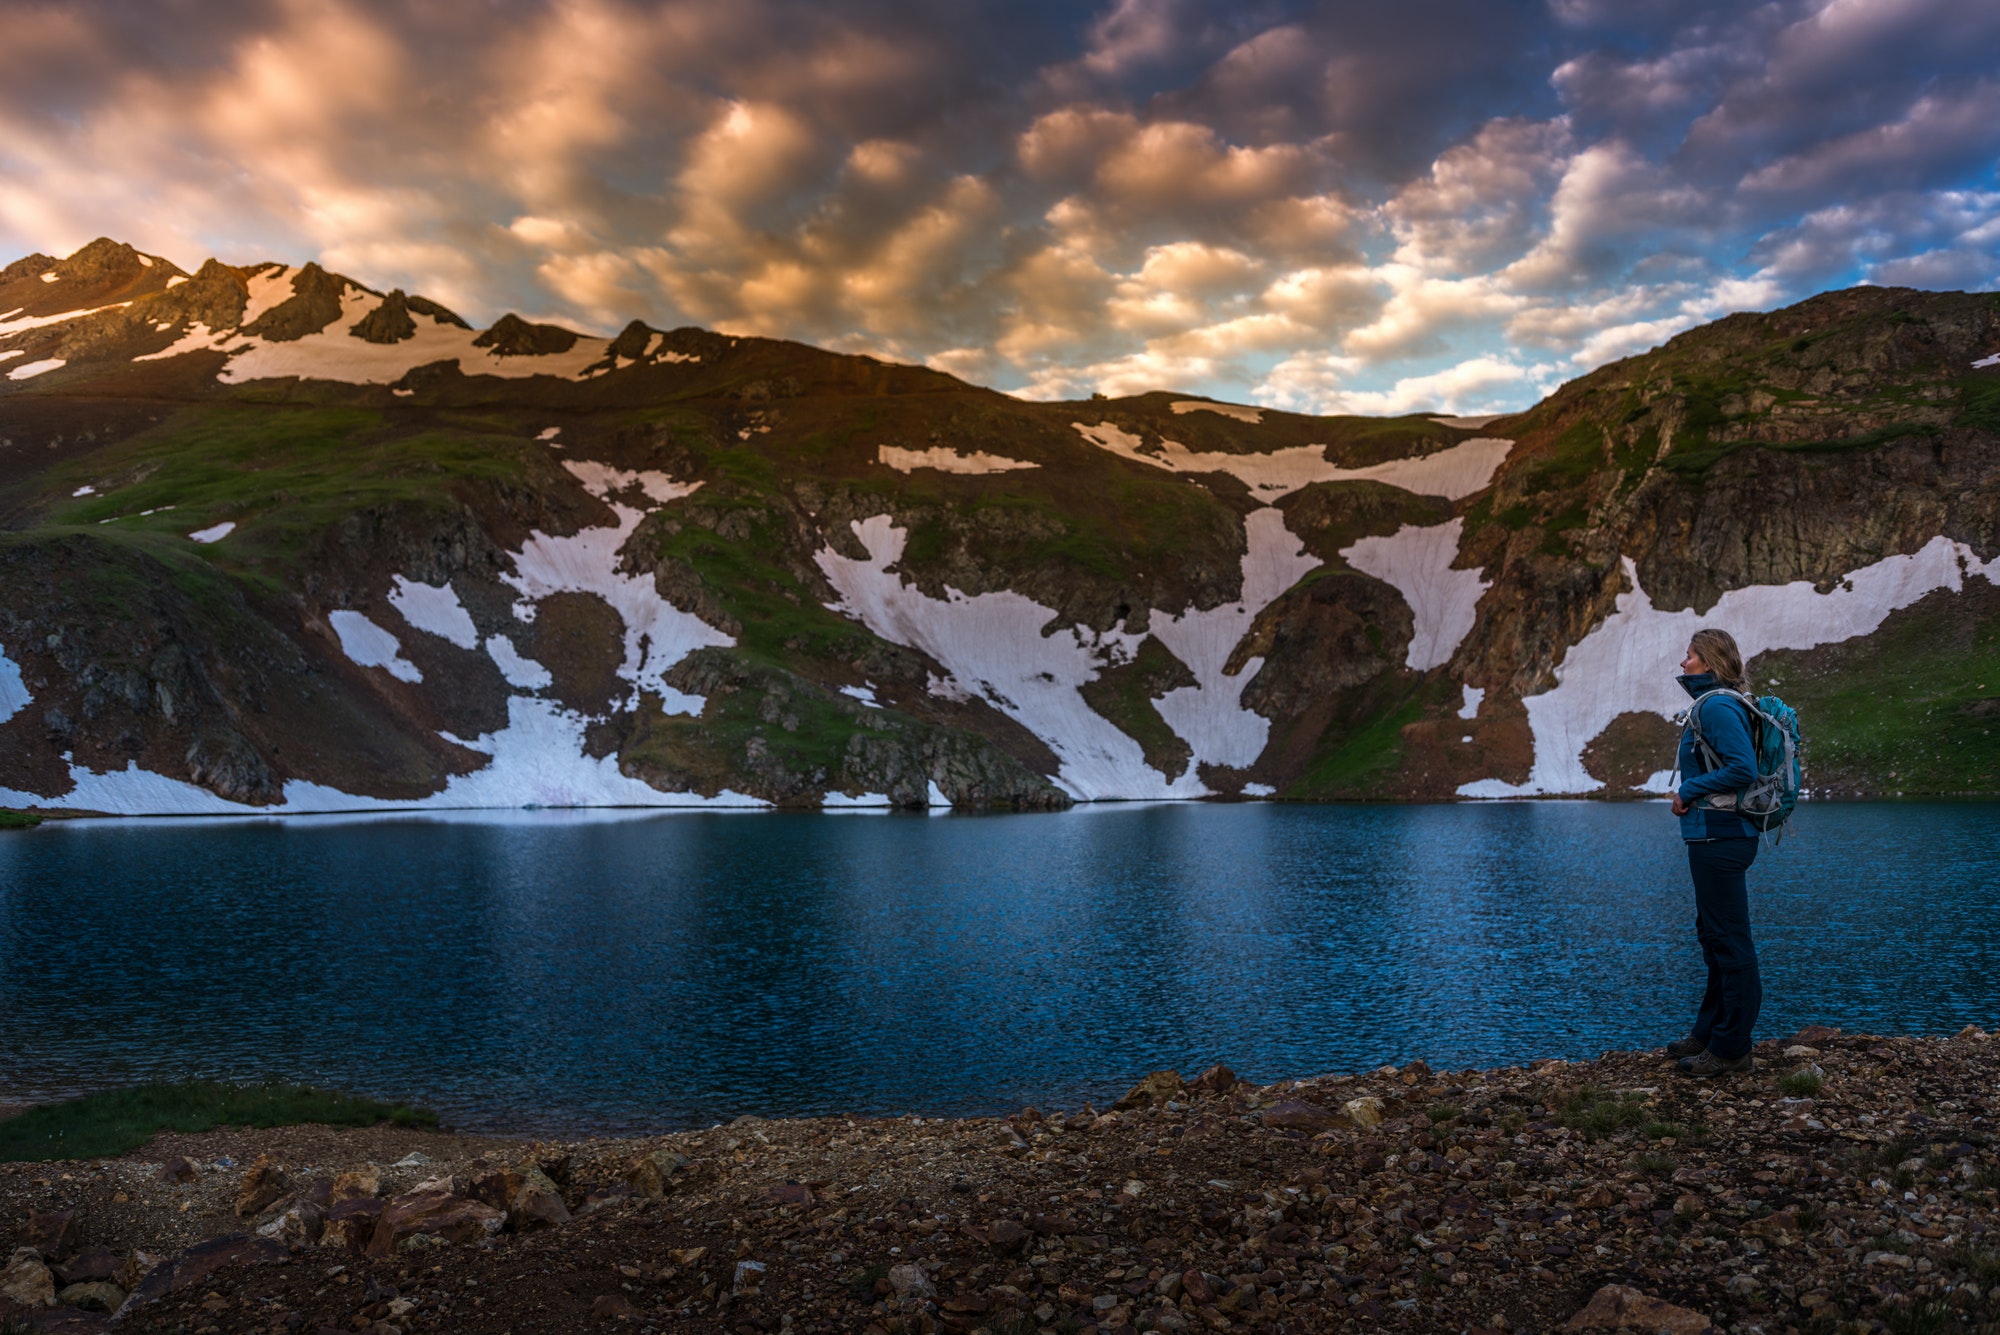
xmin=1 ymin=801 xmax=1995 ymax=1133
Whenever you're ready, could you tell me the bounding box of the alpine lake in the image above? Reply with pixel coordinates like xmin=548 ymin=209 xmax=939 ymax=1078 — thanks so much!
xmin=3 ymin=799 xmax=1996 ymax=1134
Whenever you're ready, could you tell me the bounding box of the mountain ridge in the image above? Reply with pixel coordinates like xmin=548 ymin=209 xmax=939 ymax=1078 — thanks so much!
xmin=2 ymin=240 xmax=1996 ymax=814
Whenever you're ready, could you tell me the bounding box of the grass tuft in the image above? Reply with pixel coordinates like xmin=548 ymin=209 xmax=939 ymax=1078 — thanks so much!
xmin=0 ymin=1080 xmax=437 ymax=1163
xmin=1777 ymin=1068 xmax=1825 ymax=1097
xmin=1556 ymin=1087 xmax=1651 ymax=1142
xmin=0 ymin=810 xmax=43 ymax=830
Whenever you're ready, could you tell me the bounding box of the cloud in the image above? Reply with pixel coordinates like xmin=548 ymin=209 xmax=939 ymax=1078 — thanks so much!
xmin=0 ymin=0 xmax=1997 ymax=412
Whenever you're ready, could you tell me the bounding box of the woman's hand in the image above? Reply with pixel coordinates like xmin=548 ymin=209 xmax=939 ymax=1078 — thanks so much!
xmin=1671 ymin=794 xmax=1690 ymax=816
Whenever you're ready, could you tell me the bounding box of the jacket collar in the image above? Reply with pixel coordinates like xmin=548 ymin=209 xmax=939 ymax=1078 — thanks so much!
xmin=1678 ymin=672 xmax=1722 ymax=700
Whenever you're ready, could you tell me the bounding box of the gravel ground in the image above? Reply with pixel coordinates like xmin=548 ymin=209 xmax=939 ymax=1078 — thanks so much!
xmin=6 ymin=1025 xmax=2000 ymax=1334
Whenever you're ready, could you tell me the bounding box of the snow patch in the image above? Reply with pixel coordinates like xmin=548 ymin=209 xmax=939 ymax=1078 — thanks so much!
xmin=1171 ymin=400 xmax=1264 ymax=423
xmin=1242 ymin=782 xmax=1276 ymax=797
xmin=485 ymin=635 xmax=553 ymax=689
xmin=38 ymin=272 xmax=58 ymax=283
xmin=329 ymin=610 xmax=422 ymax=683
xmin=71 ymin=485 xmax=95 ymax=497
xmin=1073 ymin=422 xmax=1511 ymax=500
xmin=389 ymin=577 xmax=478 ymax=650
xmin=0 ymin=303 xmax=129 ymax=333
xmin=137 ymin=254 xmax=154 ymax=267
xmin=240 ymin=266 xmax=296 ymax=325
xmin=1341 ymin=519 xmax=1489 ymax=670
xmin=134 ymin=323 xmax=240 ymax=362
xmin=1148 ymin=508 xmax=1319 ymax=770
xmin=1973 ymin=352 xmax=2000 ymax=369
xmin=1458 ymin=538 xmax=2000 ymax=797
xmin=877 ymin=445 xmax=1039 ymax=475
xmin=839 ymin=683 xmax=881 ymax=707
xmin=165 ymin=275 xmax=187 ymax=289
xmin=0 ymin=642 xmax=31 ymax=724
xmin=0 ymin=698 xmax=773 ymax=816
xmin=7 ymin=358 xmax=66 ymax=381
xmin=502 ymin=484 xmax=729 ymax=715
xmin=1429 ymin=414 xmax=1501 ymax=429
xmin=537 ymin=427 xmax=561 ymax=441
xmin=822 ymin=790 xmax=892 ymax=808
xmin=816 ymin=509 xmax=1317 ymax=799
xmin=187 ymin=521 xmax=236 ymax=544
xmin=1457 ymin=685 xmax=1485 ymax=720
xmin=561 ymin=460 xmax=701 ymax=505
xmin=0 ymin=350 xmax=21 ymax=363
xmin=927 ymin=779 xmax=952 ymax=807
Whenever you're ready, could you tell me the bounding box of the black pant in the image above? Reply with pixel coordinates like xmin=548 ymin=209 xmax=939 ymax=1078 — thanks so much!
xmin=1687 ymin=837 xmax=1762 ymax=1060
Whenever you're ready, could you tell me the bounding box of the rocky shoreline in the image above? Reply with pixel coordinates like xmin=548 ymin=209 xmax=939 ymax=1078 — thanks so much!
xmin=6 ymin=1026 xmax=2000 ymax=1335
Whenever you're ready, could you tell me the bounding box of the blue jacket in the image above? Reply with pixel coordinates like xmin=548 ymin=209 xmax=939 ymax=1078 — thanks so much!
xmin=1676 ymin=673 xmax=1759 ymax=840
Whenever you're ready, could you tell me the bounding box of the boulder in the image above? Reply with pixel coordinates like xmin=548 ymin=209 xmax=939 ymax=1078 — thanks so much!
xmin=888 ymin=1263 xmax=936 ymax=1301
xmin=235 ymin=1154 xmax=289 ymax=1216
xmin=509 ymin=1166 xmax=571 ymax=1229
xmin=127 ymin=1235 xmax=287 ymax=1304
xmin=1565 ymin=1284 xmax=1714 ymax=1333
xmin=732 ymin=1260 xmax=765 ymax=1295
xmin=256 ymin=1200 xmax=326 ymax=1247
xmin=55 ymin=1279 xmax=125 ymax=1312
xmin=0 ymin=1248 xmax=55 ymax=1308
xmin=591 ymin=1292 xmax=638 ymax=1321
xmin=985 ymin=1219 xmax=1031 ymax=1256
xmin=365 ymin=1188 xmax=504 ymax=1256
xmin=1115 ymin=1070 xmax=1185 ymax=1110
xmin=626 ymin=1149 xmax=689 ymax=1198
xmin=52 ymin=1247 xmax=118 ymax=1285
xmin=1342 ymin=1097 xmax=1386 ymax=1129
xmin=1260 ymin=1099 xmax=1342 ymax=1131
xmin=25 ymin=1210 xmax=79 ymax=1261
xmin=467 ymin=1165 xmax=525 ymax=1212
xmin=319 ymin=1198 xmax=384 ymax=1252
xmin=1187 ymin=1064 xmax=1238 ymax=1095
xmin=329 ymin=1166 xmax=381 ymax=1204
xmin=156 ymin=1156 xmax=200 ymax=1184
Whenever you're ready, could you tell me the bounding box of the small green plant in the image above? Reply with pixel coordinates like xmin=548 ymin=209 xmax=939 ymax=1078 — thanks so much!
xmin=1426 ymin=1104 xmax=1462 ymax=1124
xmin=1556 ymin=1087 xmax=1650 ymax=1142
xmin=1892 ymin=1167 xmax=1917 ymax=1191
xmin=1879 ymin=1135 xmax=1918 ymax=1166
xmin=1633 ymin=1151 xmax=1675 ymax=1176
xmin=1777 ymin=1068 xmax=1825 ymax=1097
xmin=1974 ymin=1163 xmax=2000 ymax=1190
xmin=1500 ymin=1111 xmax=1525 ymax=1134
xmin=1797 ymin=1203 xmax=1824 ymax=1235
xmin=0 ymin=1081 xmax=436 ymax=1163
xmin=846 ymin=1263 xmax=889 ymax=1300
xmin=1641 ymin=1118 xmax=1687 ymax=1140
xmin=1943 ymin=1244 xmax=2000 ymax=1289
xmin=1882 ymin=1298 xmax=1954 ymax=1335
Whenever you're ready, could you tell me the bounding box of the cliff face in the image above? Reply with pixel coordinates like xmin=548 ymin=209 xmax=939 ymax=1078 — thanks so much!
xmin=2 ymin=241 xmax=1996 ymax=813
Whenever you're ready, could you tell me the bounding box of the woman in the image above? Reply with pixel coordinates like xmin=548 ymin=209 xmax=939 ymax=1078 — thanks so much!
xmin=1665 ymin=628 xmax=1762 ymax=1077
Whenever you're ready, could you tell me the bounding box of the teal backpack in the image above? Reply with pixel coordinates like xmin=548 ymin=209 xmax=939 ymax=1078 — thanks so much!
xmin=1681 ymin=688 xmax=1805 ymax=839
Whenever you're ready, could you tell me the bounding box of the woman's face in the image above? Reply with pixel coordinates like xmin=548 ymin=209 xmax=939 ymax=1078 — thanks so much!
xmin=1681 ymin=645 xmax=1708 ymax=674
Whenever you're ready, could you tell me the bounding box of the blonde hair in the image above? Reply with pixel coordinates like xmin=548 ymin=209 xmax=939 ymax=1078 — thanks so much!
xmin=1688 ymin=627 xmax=1747 ymax=692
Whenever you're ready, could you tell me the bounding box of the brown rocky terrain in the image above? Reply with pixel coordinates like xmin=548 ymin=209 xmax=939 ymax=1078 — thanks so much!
xmin=7 ymin=1028 xmax=2000 ymax=1335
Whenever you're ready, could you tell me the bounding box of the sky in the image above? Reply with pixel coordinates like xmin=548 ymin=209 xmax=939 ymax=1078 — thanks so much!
xmin=3 ymin=0 xmax=1998 ymax=414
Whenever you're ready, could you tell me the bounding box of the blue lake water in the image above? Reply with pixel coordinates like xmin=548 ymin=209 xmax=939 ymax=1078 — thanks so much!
xmin=2 ymin=801 xmax=1997 ymax=1134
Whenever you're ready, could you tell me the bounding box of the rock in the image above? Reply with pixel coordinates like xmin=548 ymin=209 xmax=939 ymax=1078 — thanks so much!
xmin=732 ymin=1260 xmax=765 ymax=1295
xmin=52 ymin=1247 xmax=118 ymax=1285
xmin=986 ymin=1219 xmax=1031 ymax=1256
xmin=467 ymin=1165 xmax=525 ymax=1211
xmin=509 ymin=1166 xmax=571 ymax=1229
xmin=1783 ymin=1045 xmax=1821 ymax=1058
xmin=1564 ymin=1283 xmax=1713 ymax=1333
xmin=1793 ymin=1025 xmax=1841 ymax=1043
xmin=1187 ymin=1064 xmax=1237 ymax=1095
xmin=888 ymin=1263 xmax=936 ymax=1301
xmin=116 ymin=1250 xmax=161 ymax=1291
xmin=330 ymin=1167 xmax=380 ymax=1207
xmin=329 ymin=1167 xmax=381 ymax=1203
xmin=577 ymin=1183 xmax=636 ymax=1216
xmin=391 ymin=1151 xmax=432 ymax=1168
xmin=55 ymin=1280 xmax=125 ymax=1312
xmin=25 ymin=1210 xmax=79 ymax=1260
xmin=1181 ymin=1271 xmax=1215 ymax=1305
xmin=1115 ymin=1070 xmax=1185 ymax=1110
xmin=365 ymin=1187 xmax=504 ymax=1256
xmin=1260 ymin=1099 xmax=1342 ymax=1131
xmin=766 ymin=1182 xmax=814 ymax=1207
xmin=318 ymin=1198 xmax=384 ymax=1252
xmin=127 ymin=1235 xmax=287 ymax=1304
xmin=626 ymin=1149 xmax=689 ymax=1198
xmin=669 ymin=1246 xmax=707 ymax=1267
xmin=0 ymin=1248 xmax=56 ymax=1308
xmin=256 ymin=1200 xmax=326 ymax=1247
xmin=235 ymin=1154 xmax=289 ymax=1216
xmin=1576 ymin=1183 xmax=1618 ymax=1210
xmin=591 ymin=1292 xmax=638 ymax=1321
xmin=1342 ymin=1097 xmax=1386 ymax=1129
xmin=156 ymin=1156 xmax=200 ymax=1184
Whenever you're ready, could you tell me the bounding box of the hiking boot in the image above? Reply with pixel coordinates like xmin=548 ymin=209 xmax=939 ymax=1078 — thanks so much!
xmin=1665 ymin=1034 xmax=1707 ymax=1060
xmin=1677 ymin=1050 xmax=1754 ymax=1079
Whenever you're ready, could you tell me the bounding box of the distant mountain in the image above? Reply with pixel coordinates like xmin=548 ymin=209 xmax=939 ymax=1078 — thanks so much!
xmin=2 ymin=239 xmax=1996 ymax=814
